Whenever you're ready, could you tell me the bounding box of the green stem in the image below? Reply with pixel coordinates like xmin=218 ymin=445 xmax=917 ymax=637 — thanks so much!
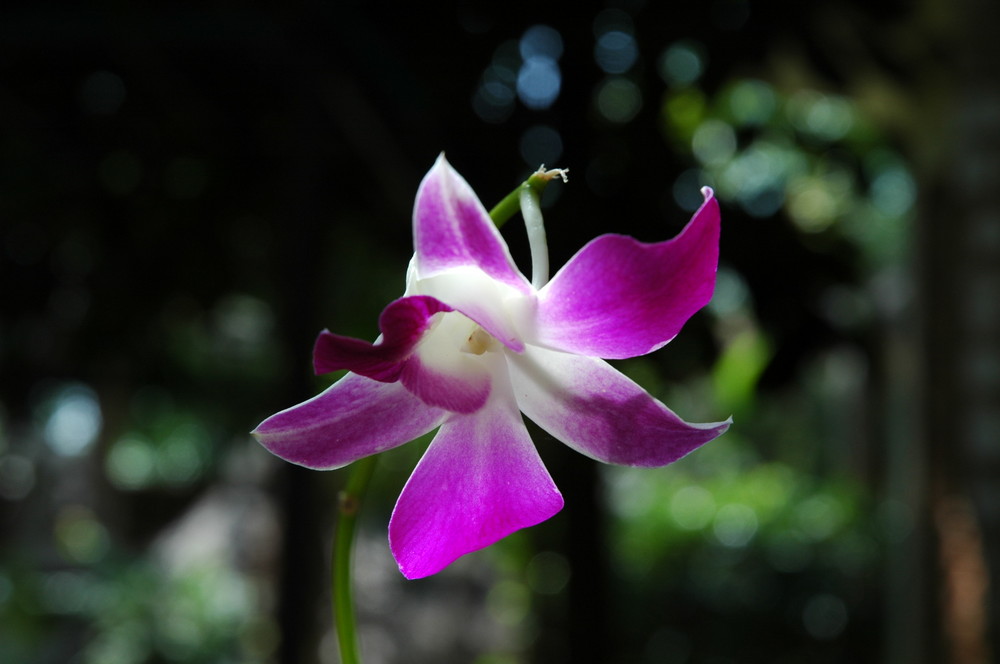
xmin=488 ymin=166 xmax=568 ymax=228
xmin=332 ymin=454 xmax=378 ymax=664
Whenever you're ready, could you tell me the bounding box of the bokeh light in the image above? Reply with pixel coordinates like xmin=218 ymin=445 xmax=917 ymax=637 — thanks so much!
xmin=594 ymin=31 xmax=638 ymax=75
xmin=516 ymin=25 xmax=563 ymax=110
xmin=40 ymin=382 xmax=102 ymax=458
xmin=658 ymin=41 xmax=706 ymax=86
xmin=595 ymin=77 xmax=643 ymax=124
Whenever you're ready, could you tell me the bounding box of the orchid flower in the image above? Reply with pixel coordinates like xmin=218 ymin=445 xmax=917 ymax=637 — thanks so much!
xmin=253 ymin=155 xmax=730 ymax=579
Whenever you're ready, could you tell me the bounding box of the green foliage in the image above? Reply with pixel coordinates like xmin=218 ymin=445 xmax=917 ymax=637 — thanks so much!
xmin=663 ymin=76 xmax=914 ymax=271
xmin=0 ymin=553 xmax=275 ymax=664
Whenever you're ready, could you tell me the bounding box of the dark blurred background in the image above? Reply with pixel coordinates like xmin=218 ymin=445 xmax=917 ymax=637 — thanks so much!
xmin=2 ymin=1 xmax=999 ymax=663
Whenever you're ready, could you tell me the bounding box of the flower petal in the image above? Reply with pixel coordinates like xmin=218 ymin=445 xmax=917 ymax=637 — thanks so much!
xmin=508 ymin=344 xmax=730 ymax=466
xmin=413 ymin=154 xmax=531 ymax=294
xmin=252 ymin=372 xmax=445 ymax=469
xmin=313 ymin=295 xmax=453 ymax=380
xmin=532 ymin=188 xmax=721 ymax=359
xmin=388 ymin=373 xmax=564 ymax=579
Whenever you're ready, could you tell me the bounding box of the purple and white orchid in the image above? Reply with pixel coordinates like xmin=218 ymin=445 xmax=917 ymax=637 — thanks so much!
xmin=253 ymin=155 xmax=730 ymax=579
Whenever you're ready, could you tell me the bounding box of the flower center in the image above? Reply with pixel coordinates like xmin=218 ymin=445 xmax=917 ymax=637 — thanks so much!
xmin=464 ymin=327 xmax=498 ymax=355
xmin=423 ymin=311 xmax=500 ymax=361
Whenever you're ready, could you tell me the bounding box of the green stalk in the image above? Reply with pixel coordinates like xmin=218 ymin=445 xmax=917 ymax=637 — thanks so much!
xmin=488 ymin=166 xmax=568 ymax=228
xmin=332 ymin=454 xmax=378 ymax=664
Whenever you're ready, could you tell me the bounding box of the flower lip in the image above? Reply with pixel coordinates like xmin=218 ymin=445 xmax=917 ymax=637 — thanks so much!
xmin=312 ymin=296 xmax=496 ymax=415
xmin=312 ymin=295 xmax=453 ymax=381
xmin=400 ymin=309 xmax=495 ymax=413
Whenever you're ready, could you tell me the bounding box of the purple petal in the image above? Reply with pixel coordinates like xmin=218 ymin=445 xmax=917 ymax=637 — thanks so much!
xmin=508 ymin=344 xmax=730 ymax=467
xmin=313 ymin=295 xmax=452 ymax=380
xmin=388 ymin=388 xmax=564 ymax=579
xmin=252 ymin=372 xmax=445 ymax=469
xmin=413 ymin=154 xmax=530 ymax=294
xmin=533 ymin=188 xmax=721 ymax=359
